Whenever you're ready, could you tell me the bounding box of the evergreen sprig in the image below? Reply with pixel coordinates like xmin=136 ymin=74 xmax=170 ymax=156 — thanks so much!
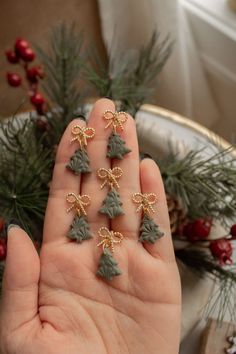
xmin=158 ymin=148 xmax=236 ymax=223
xmin=37 ymin=22 xmax=85 ymax=145
xmin=0 ymin=116 xmax=52 ymax=237
xmin=85 ymin=31 xmax=173 ymax=116
xmin=176 ymin=248 xmax=236 ymax=322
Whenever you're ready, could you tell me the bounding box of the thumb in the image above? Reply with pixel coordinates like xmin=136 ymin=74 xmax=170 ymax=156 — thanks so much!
xmin=0 ymin=224 xmax=40 ymax=331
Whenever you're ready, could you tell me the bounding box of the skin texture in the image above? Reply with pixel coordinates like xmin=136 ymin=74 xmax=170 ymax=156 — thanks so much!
xmin=0 ymin=98 xmax=181 ymax=354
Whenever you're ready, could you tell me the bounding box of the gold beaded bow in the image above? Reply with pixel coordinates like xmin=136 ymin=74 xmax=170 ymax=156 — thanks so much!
xmin=97 ymin=167 xmax=123 ymax=189
xmin=66 ymin=193 xmax=91 ymax=216
xmin=103 ymin=110 xmax=128 ymax=133
xmin=132 ymin=193 xmax=157 ymax=215
xmin=70 ymin=125 xmax=95 ymax=148
xmin=97 ymin=227 xmax=123 ymax=252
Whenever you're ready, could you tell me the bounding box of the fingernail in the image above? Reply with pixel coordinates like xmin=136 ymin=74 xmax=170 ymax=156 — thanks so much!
xmin=7 ymin=224 xmax=21 ymax=233
xmin=73 ymin=113 xmax=86 ymax=121
xmin=6 ymin=219 xmax=22 ymax=234
xmin=141 ymin=153 xmax=153 ymax=160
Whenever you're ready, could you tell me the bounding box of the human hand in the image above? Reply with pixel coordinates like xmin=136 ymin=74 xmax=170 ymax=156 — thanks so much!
xmin=0 ymin=99 xmax=181 ymax=354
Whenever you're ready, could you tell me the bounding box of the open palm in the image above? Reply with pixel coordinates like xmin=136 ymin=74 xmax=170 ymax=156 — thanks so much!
xmin=0 ymin=99 xmax=181 ymax=354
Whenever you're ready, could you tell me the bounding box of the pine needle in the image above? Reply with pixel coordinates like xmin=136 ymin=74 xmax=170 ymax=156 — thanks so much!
xmin=158 ymin=148 xmax=236 ymax=224
xmin=176 ymin=248 xmax=236 ymax=322
xmin=0 ymin=116 xmax=52 ymax=237
xmin=85 ymin=31 xmax=173 ymax=116
xmin=36 ymin=22 xmax=84 ymax=125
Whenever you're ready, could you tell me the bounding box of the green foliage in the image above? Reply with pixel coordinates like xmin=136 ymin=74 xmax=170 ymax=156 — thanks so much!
xmin=67 ymin=148 xmax=91 ymax=174
xmin=158 ymin=148 xmax=236 ymax=224
xmin=0 ymin=116 xmax=52 ymax=237
xmin=37 ymin=22 xmax=85 ymax=145
xmin=96 ymin=249 xmax=122 ymax=280
xmin=176 ymin=248 xmax=236 ymax=322
xmin=85 ymin=31 xmax=173 ymax=116
xmin=139 ymin=214 xmax=164 ymax=243
xmin=68 ymin=216 xmax=92 ymax=243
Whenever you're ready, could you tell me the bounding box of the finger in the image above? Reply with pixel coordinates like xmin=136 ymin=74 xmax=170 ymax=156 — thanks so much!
xmin=44 ymin=119 xmax=86 ymax=243
xmin=111 ymin=114 xmax=141 ymax=238
xmin=0 ymin=225 xmax=40 ymax=332
xmin=140 ymin=158 xmax=175 ymax=262
xmin=81 ymin=98 xmax=114 ymax=233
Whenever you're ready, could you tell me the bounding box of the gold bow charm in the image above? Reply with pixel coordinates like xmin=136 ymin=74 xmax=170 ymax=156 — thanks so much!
xmin=70 ymin=125 xmax=95 ymax=148
xmin=97 ymin=167 xmax=123 ymax=189
xmin=132 ymin=193 xmax=157 ymax=215
xmin=97 ymin=227 xmax=123 ymax=252
xmin=66 ymin=193 xmax=91 ymax=216
xmin=103 ymin=110 xmax=128 ymax=133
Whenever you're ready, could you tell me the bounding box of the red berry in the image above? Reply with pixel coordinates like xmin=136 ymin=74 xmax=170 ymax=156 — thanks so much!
xmin=210 ymin=239 xmax=233 ymax=265
xmin=230 ymin=224 xmax=236 ymax=239
xmin=26 ymin=66 xmax=44 ymax=83
xmin=5 ymin=49 xmax=19 ymax=64
xmin=0 ymin=218 xmax=4 ymax=232
xmin=0 ymin=238 xmax=7 ymax=261
xmin=183 ymin=218 xmax=212 ymax=242
xmin=20 ymin=47 xmax=35 ymax=62
xmin=26 ymin=67 xmax=38 ymax=83
xmin=30 ymin=92 xmax=45 ymax=107
xmin=15 ymin=38 xmax=29 ymax=55
xmin=6 ymin=72 xmax=22 ymax=87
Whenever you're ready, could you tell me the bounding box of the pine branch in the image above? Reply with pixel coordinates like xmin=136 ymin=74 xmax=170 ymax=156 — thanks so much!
xmin=120 ymin=32 xmax=173 ymax=115
xmin=176 ymin=248 xmax=236 ymax=322
xmin=158 ymin=148 xmax=236 ymax=223
xmin=36 ymin=23 xmax=84 ymax=125
xmin=85 ymin=31 xmax=173 ymax=116
xmin=0 ymin=116 xmax=52 ymax=237
xmin=176 ymin=248 xmax=236 ymax=281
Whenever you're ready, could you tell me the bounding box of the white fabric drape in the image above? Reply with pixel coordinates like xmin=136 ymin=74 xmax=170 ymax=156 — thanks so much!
xmin=98 ymin=0 xmax=220 ymax=128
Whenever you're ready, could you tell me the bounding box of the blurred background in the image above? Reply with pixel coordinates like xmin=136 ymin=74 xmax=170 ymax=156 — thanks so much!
xmin=0 ymin=0 xmax=236 ymax=142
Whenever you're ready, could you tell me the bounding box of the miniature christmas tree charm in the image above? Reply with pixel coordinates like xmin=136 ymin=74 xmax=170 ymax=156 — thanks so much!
xmin=67 ymin=148 xmax=91 ymax=174
xmin=97 ymin=167 xmax=124 ymax=219
xmin=96 ymin=248 xmax=122 ymax=280
xmin=103 ymin=110 xmax=131 ymax=159
xmin=68 ymin=124 xmax=95 ymax=174
xmin=96 ymin=227 xmax=123 ymax=280
xmin=99 ymin=187 xmax=124 ymax=218
xmin=68 ymin=215 xmax=91 ymax=242
xmin=132 ymin=192 xmax=164 ymax=244
xmin=107 ymin=133 xmax=131 ymax=160
xmin=66 ymin=192 xmax=92 ymax=243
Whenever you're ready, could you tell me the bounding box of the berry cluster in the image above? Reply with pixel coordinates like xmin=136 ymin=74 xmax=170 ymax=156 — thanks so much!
xmin=182 ymin=219 xmax=236 ymax=265
xmin=6 ymin=38 xmax=46 ymax=115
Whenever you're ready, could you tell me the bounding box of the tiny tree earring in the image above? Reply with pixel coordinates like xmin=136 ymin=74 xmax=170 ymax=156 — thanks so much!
xmin=97 ymin=167 xmax=124 ymax=219
xmin=96 ymin=227 xmax=124 ymax=280
xmin=132 ymin=192 xmax=164 ymax=243
xmin=66 ymin=192 xmax=92 ymax=243
xmin=67 ymin=124 xmax=95 ymax=174
xmin=103 ymin=110 xmax=131 ymax=160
